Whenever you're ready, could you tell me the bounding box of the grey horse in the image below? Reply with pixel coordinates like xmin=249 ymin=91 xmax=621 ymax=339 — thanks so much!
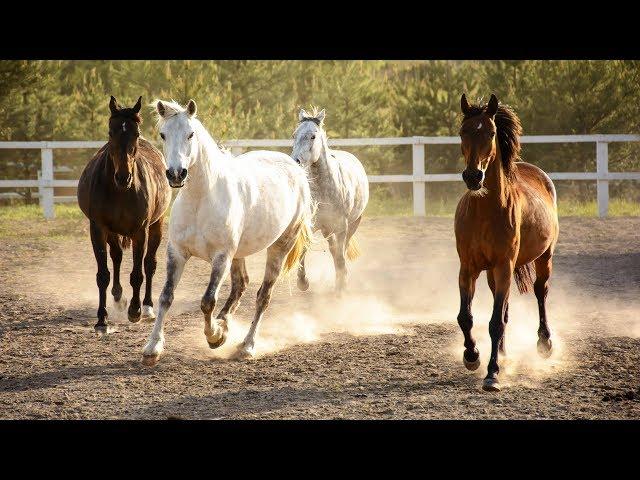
xmin=291 ymin=107 xmax=369 ymax=293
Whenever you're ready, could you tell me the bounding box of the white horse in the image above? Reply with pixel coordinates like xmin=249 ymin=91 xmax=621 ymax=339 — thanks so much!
xmin=142 ymin=99 xmax=313 ymax=365
xmin=291 ymin=108 xmax=369 ymax=293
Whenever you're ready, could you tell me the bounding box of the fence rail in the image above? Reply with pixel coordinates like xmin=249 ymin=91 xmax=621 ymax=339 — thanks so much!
xmin=1 ymin=134 xmax=639 ymax=219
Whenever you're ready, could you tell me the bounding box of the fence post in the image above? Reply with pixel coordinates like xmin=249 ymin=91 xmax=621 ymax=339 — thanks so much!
xmin=40 ymin=148 xmax=54 ymax=219
xmin=412 ymin=138 xmax=426 ymax=216
xmin=596 ymin=142 xmax=609 ymax=218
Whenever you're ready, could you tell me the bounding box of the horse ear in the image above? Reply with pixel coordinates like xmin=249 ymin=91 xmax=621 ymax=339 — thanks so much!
xmin=132 ymin=96 xmax=142 ymax=113
xmin=299 ymin=109 xmax=308 ymax=122
xmin=186 ymin=99 xmax=197 ymax=117
xmin=156 ymin=100 xmax=166 ymax=117
xmin=460 ymin=93 xmax=471 ymax=116
xmin=109 ymin=96 xmax=119 ymax=116
xmin=487 ymin=94 xmax=499 ymax=118
xmin=316 ymin=109 xmax=326 ymax=125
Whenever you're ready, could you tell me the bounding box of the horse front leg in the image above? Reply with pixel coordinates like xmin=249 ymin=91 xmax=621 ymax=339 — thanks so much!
xmin=483 ymin=262 xmax=512 ymax=392
xmin=457 ymin=265 xmax=480 ymax=370
xmin=487 ymin=271 xmax=508 ymax=356
xmin=90 ymin=221 xmax=110 ymax=333
xmin=127 ymin=228 xmax=147 ymax=322
xmin=201 ymin=252 xmax=232 ymax=349
xmin=141 ymin=219 xmax=163 ymax=322
xmin=142 ymin=243 xmax=189 ymax=365
xmin=328 ymin=225 xmax=348 ymax=294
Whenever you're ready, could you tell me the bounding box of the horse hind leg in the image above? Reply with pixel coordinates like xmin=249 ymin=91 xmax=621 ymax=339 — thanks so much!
xmin=141 ymin=219 xmax=163 ymax=322
xmin=107 ymin=233 xmax=127 ymax=315
xmin=233 ymin=231 xmax=298 ymax=359
xmin=201 ymin=253 xmax=232 ymax=349
xmin=127 ymin=229 xmax=147 ymax=323
xmin=206 ymin=258 xmax=248 ymax=349
xmin=534 ymin=249 xmax=553 ymax=358
xmin=296 ymin=246 xmax=310 ymax=291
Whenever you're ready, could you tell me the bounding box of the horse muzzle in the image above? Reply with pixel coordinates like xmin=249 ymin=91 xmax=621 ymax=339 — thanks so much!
xmin=462 ymin=168 xmax=484 ymax=191
xmin=166 ymin=168 xmax=188 ymax=188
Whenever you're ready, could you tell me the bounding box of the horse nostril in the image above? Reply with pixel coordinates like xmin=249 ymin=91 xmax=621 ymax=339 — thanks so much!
xmin=179 ymin=168 xmax=188 ymax=180
xmin=474 ymin=170 xmax=483 ymax=182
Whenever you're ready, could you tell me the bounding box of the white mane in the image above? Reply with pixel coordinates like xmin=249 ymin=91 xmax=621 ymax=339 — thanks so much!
xmin=151 ymin=99 xmax=190 ymax=128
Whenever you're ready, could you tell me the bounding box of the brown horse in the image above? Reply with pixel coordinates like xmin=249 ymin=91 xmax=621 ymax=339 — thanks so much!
xmin=454 ymin=94 xmax=559 ymax=391
xmin=77 ymin=96 xmax=171 ymax=333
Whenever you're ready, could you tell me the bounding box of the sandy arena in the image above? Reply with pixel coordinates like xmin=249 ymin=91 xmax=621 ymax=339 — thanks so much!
xmin=0 ymin=216 xmax=638 ymax=419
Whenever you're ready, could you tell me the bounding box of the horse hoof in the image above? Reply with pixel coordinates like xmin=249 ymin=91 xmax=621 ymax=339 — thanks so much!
xmin=463 ymin=349 xmax=480 ymax=371
xmin=140 ymin=305 xmax=156 ymax=323
xmin=482 ymin=377 xmax=501 ymax=392
xmin=537 ymin=337 xmax=553 ymax=358
xmin=142 ymin=354 xmax=160 ymax=367
xmin=94 ymin=323 xmax=110 ymax=335
xmin=207 ymin=332 xmax=227 ymax=349
xmin=297 ymin=277 xmax=310 ymax=292
xmin=463 ymin=356 xmax=480 ymax=371
xmin=232 ymin=343 xmax=255 ymax=360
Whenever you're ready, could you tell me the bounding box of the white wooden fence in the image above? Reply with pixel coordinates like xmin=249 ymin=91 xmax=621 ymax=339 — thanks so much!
xmin=1 ymin=134 xmax=639 ymax=219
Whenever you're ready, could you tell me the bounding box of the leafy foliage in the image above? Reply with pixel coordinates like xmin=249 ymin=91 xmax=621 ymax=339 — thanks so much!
xmin=1 ymin=60 xmax=638 ymax=208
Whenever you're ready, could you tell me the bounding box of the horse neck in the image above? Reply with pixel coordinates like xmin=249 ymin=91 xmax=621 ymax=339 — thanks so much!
xmin=315 ymin=132 xmax=332 ymax=171
xmin=100 ymin=147 xmax=124 ymax=194
xmin=483 ymin=143 xmax=513 ymax=208
xmin=181 ymin=122 xmax=226 ymax=199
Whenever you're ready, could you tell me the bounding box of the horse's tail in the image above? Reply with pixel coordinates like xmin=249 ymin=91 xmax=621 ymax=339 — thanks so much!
xmin=118 ymin=235 xmax=131 ymax=250
xmin=346 ymin=235 xmax=362 ymax=261
xmin=282 ymin=218 xmax=313 ymax=276
xmin=513 ymin=262 xmax=535 ymax=294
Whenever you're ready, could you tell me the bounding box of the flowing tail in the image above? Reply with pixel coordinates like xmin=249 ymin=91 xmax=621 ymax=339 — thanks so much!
xmin=346 ymin=235 xmax=362 ymax=261
xmin=513 ymin=262 xmax=535 ymax=294
xmin=118 ymin=235 xmax=131 ymax=250
xmin=282 ymin=211 xmax=315 ymax=276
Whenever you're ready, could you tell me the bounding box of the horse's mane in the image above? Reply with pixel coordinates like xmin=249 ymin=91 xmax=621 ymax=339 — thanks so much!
xmin=299 ymin=106 xmax=323 ymax=125
xmin=152 ymin=99 xmax=187 ymax=128
xmin=463 ymin=99 xmax=522 ymax=179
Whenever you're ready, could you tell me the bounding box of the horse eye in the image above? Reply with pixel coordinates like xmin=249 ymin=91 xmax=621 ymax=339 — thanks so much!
xmin=310 ymin=135 xmax=316 ymax=140
xmin=188 ymin=132 xmax=194 ymax=140
xmin=160 ymin=133 xmax=165 ymax=140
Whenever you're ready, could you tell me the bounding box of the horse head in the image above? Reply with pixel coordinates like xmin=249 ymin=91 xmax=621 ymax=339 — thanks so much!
xmin=292 ymin=107 xmax=327 ymax=167
xmin=459 ymin=93 xmax=499 ymax=191
xmin=108 ymin=95 xmax=142 ymax=190
xmin=155 ymin=98 xmax=198 ymax=188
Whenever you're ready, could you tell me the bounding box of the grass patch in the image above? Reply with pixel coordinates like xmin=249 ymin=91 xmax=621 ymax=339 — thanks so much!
xmin=0 ymin=203 xmax=87 ymax=239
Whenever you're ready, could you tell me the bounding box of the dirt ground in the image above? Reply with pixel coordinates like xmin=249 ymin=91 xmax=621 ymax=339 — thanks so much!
xmin=0 ymin=216 xmax=639 ymax=419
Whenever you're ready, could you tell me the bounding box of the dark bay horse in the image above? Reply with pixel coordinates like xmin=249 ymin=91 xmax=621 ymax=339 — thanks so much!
xmin=77 ymin=96 xmax=171 ymax=333
xmin=454 ymin=94 xmax=559 ymax=391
